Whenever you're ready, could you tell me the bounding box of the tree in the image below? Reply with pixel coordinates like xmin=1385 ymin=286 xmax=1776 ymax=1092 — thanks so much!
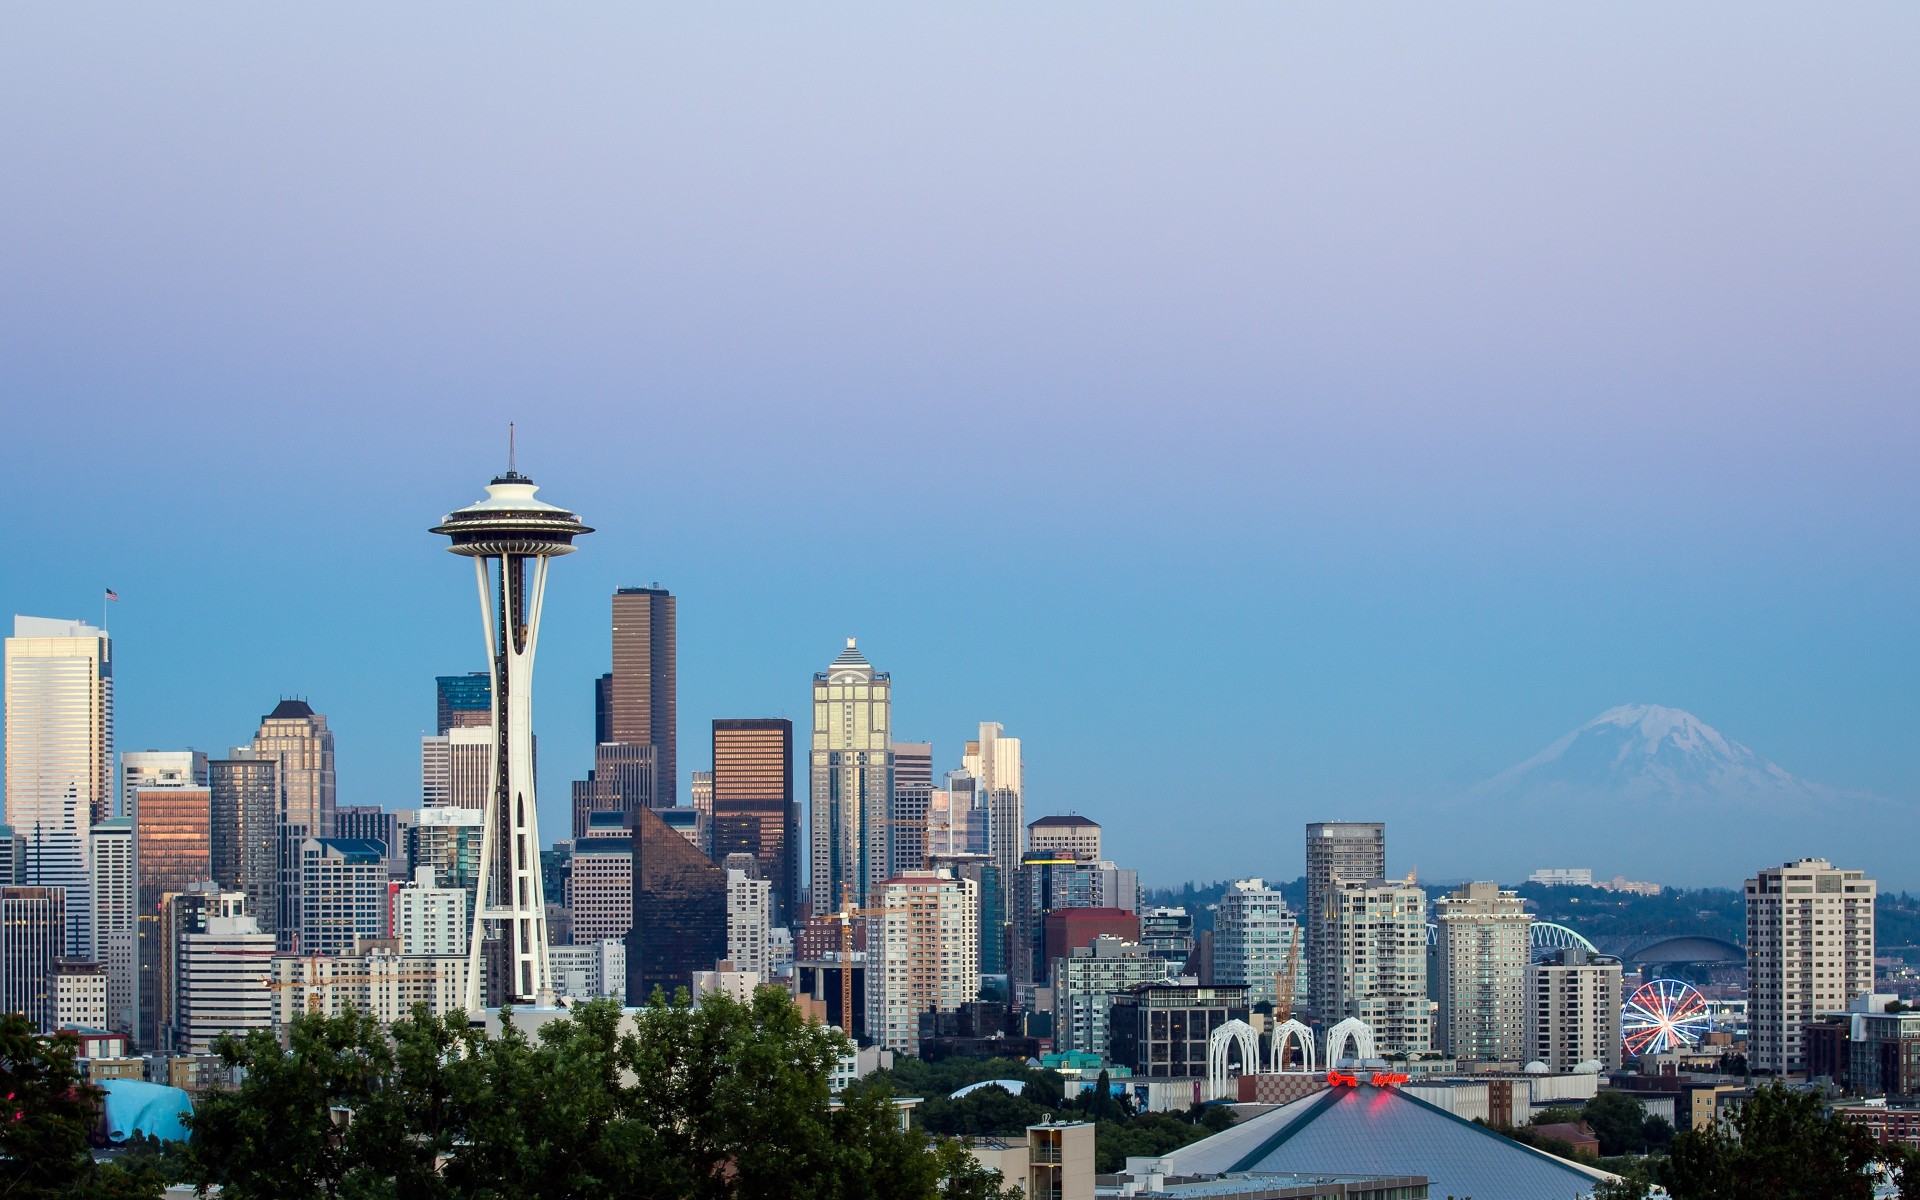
xmin=1582 ymin=1089 xmax=1649 ymax=1156
xmin=184 ymin=990 xmax=1018 ymax=1200
xmin=1530 ymin=1105 xmax=1586 ymax=1127
xmin=0 ymin=1016 xmax=167 ymax=1200
xmin=1663 ymin=1082 xmax=1881 ymax=1200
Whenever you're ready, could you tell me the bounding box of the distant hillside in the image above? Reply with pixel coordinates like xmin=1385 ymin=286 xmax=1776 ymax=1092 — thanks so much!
xmin=1145 ymin=878 xmax=1920 ymax=957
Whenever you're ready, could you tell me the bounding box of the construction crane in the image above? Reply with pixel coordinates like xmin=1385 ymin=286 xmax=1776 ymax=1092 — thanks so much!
xmin=823 ymin=881 xmax=906 ymax=1045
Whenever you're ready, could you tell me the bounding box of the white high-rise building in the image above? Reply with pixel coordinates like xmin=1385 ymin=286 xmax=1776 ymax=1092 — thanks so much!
xmin=564 ymin=836 xmax=633 ymax=947
xmin=1213 ymin=879 xmax=1307 ymax=1011
xmin=5 ymin=616 xmax=114 ymax=957
xmin=810 ymin=639 xmax=892 ymax=911
xmin=1325 ymin=875 xmax=1430 ymax=1056
xmin=1305 ymin=822 xmax=1385 ymax=1021
xmin=175 ymin=891 xmax=274 ymax=1054
xmin=1433 ymin=881 xmax=1533 ymax=1062
xmin=298 ymin=838 xmax=388 ymax=956
xmin=120 ymin=751 xmax=209 ymax=822
xmin=1526 ymin=948 xmax=1623 ymax=1071
xmin=393 ymin=866 xmax=469 ymax=957
xmin=867 ymin=869 xmax=978 ymax=1056
xmin=1746 ymin=858 xmax=1877 ymax=1074
xmin=88 ymin=818 xmax=135 ymax=1034
xmin=433 ymin=467 xmax=591 ymax=1008
xmin=726 ymin=862 xmax=773 ymax=978
xmin=963 ymin=723 xmax=1023 ymax=905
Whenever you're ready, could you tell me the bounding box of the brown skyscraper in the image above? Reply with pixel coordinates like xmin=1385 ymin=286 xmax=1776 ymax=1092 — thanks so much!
xmin=711 ymin=719 xmax=796 ymax=926
xmin=133 ymin=785 xmax=211 ymax=1049
xmin=608 ymin=587 xmax=676 ymax=807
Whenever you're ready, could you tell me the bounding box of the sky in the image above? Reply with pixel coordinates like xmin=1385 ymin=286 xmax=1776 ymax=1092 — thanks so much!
xmin=2 ymin=4 xmax=1915 ymax=889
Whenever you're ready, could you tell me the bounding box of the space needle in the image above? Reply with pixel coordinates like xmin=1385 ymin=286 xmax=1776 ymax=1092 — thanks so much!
xmin=432 ymin=440 xmax=591 ymax=1009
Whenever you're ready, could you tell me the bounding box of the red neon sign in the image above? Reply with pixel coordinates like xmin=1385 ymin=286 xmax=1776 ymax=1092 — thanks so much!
xmin=1325 ymin=1070 xmax=1360 ymax=1087
xmin=1369 ymin=1072 xmax=1409 ymax=1087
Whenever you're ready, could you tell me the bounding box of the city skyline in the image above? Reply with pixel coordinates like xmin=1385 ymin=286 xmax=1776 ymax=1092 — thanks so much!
xmin=2 ymin=6 xmax=1915 ymax=889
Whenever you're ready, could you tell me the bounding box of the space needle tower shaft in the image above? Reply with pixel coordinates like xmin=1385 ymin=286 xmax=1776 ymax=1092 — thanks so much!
xmin=432 ymin=445 xmax=591 ymax=1009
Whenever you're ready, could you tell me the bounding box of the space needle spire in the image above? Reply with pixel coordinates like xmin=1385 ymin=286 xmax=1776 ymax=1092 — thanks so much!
xmin=432 ymin=444 xmax=591 ymax=1009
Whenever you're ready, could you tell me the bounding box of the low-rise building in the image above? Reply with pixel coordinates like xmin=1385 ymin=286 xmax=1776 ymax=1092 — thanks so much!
xmin=549 ymin=940 xmax=626 ymax=1002
xmin=53 ymin=960 xmax=109 ymax=1030
xmin=269 ymin=946 xmax=470 ymax=1029
xmin=1109 ymin=979 xmax=1250 ymax=1079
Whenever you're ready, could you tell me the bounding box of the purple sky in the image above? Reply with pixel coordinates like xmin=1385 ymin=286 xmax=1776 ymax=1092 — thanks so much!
xmin=2 ymin=5 xmax=1915 ymax=886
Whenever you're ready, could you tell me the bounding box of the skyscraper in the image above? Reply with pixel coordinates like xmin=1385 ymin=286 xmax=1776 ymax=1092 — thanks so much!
xmin=250 ymin=700 xmax=337 ymax=839
xmin=1526 ymin=948 xmax=1623 ymax=1072
xmin=866 ymin=869 xmax=978 ymax=1056
xmin=1027 ymin=814 xmax=1101 ymax=862
xmin=0 ymin=887 xmax=66 ymax=1031
xmin=689 ymin=770 xmax=714 ymax=857
xmin=963 ymin=722 xmax=1023 ymax=901
xmin=5 ymin=616 xmax=113 ymax=957
xmin=335 ymin=806 xmax=402 ymax=880
xmin=1213 ymin=879 xmax=1306 ymax=1011
xmin=712 ymin=719 xmax=796 ymax=925
xmin=89 ymin=818 xmax=135 ymax=1033
xmin=432 ymin=463 xmax=592 ymax=1007
xmin=120 ymin=751 xmax=209 ymax=820
xmin=172 ymin=888 xmax=274 ymax=1054
xmin=566 ymin=834 xmax=635 ymax=947
xmin=888 ymin=741 xmax=933 ymax=877
xmin=571 ymin=741 xmax=655 ymax=836
xmin=1432 ymin=881 xmax=1532 ymax=1062
xmin=809 ymin=639 xmax=892 ymax=913
xmin=1305 ymin=822 xmax=1385 ymax=1018
xmin=724 ymin=857 xmax=773 ymax=977
xmin=627 ymin=806 xmax=726 ymax=1001
xmin=1746 ymin=858 xmax=1877 ymax=1073
xmin=133 ymin=784 xmax=211 ymax=1048
xmin=210 ymin=754 xmax=278 ymax=936
xmin=1324 ymin=875 xmax=1430 ymax=1056
xmin=435 ymin=672 xmax=491 ymax=734
xmin=299 ymin=838 xmax=388 ymax=955
xmin=608 ymin=587 xmax=676 ymax=808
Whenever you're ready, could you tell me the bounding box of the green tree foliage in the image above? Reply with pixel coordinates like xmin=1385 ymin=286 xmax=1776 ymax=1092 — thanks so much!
xmin=1582 ymin=1089 xmax=1652 ymax=1156
xmin=1662 ymin=1082 xmax=1881 ymax=1200
xmin=0 ymin=1014 xmax=165 ymax=1200
xmin=184 ymin=990 xmax=1022 ymax=1200
xmin=1530 ymin=1105 xmax=1586 ymax=1127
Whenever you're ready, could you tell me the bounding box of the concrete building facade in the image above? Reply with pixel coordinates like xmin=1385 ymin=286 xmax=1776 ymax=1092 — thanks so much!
xmin=1433 ymin=881 xmax=1532 ymax=1062
xmin=1747 ymin=858 xmax=1877 ymax=1073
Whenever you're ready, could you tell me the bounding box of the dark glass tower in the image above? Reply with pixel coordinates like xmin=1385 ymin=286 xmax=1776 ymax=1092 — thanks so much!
xmin=209 ymin=756 xmax=279 ymax=937
xmin=626 ymin=807 xmax=725 ymax=1001
xmin=608 ymin=587 xmax=676 ymax=807
xmin=436 ymin=672 xmax=492 ymax=734
xmin=711 ymin=718 xmax=796 ymax=926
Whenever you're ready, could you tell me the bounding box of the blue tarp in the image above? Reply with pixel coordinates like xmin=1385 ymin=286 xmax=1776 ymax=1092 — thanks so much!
xmin=97 ymin=1079 xmax=193 ymax=1143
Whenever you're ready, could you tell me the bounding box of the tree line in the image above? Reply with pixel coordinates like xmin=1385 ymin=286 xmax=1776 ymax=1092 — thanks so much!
xmin=1 ymin=992 xmax=1016 ymax=1200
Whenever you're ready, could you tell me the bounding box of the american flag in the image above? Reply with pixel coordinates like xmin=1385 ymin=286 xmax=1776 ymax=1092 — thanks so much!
xmin=105 ymin=588 xmax=119 ymax=602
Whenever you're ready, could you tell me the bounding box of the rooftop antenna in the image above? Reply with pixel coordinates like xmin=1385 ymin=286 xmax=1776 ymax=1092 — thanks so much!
xmin=509 ymin=422 xmax=517 ymax=474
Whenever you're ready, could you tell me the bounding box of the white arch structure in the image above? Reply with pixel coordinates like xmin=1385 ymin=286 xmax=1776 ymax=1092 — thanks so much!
xmin=1324 ymin=1017 xmax=1376 ymax=1068
xmin=1268 ymin=1019 xmax=1315 ymax=1074
xmin=1206 ymin=1019 xmax=1260 ymax=1100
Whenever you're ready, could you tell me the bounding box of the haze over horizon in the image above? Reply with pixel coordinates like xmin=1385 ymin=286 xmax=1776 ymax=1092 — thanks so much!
xmin=2 ymin=6 xmax=1914 ymax=889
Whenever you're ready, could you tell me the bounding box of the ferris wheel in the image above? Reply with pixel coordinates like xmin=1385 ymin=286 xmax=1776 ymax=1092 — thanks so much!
xmin=1621 ymin=978 xmax=1711 ymax=1058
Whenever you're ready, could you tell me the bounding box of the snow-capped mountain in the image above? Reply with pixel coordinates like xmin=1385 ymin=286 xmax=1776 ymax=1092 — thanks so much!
xmin=1473 ymin=704 xmax=1835 ymax=806
xmin=1400 ymin=704 xmax=1903 ymax=886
